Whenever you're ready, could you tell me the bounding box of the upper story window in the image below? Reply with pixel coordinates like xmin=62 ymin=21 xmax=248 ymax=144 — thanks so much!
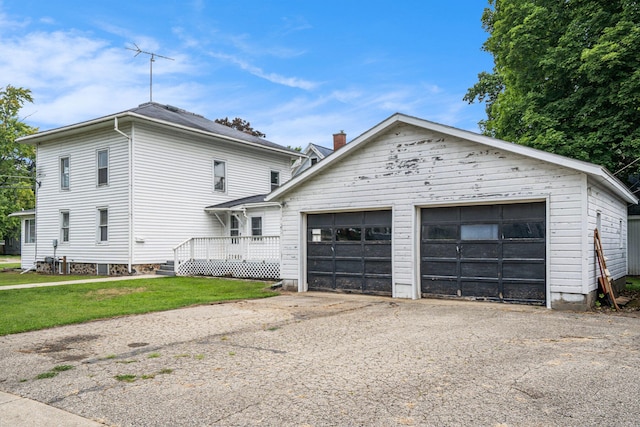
xmin=97 ymin=149 xmax=109 ymax=186
xmin=214 ymin=160 xmax=226 ymax=192
xmin=60 ymin=211 xmax=69 ymax=243
xmin=98 ymin=208 xmax=108 ymax=242
xmin=60 ymin=157 xmax=70 ymax=190
xmin=270 ymin=170 xmax=280 ymax=191
xmin=25 ymin=219 xmax=35 ymax=244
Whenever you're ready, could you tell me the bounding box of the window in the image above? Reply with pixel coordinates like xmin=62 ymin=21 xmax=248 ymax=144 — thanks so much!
xmin=230 ymin=215 xmax=240 ymax=237
xmin=214 ymin=160 xmax=226 ymax=192
xmin=98 ymin=208 xmax=108 ymax=242
xmin=97 ymin=149 xmax=108 ymax=186
xmin=230 ymin=215 xmax=240 ymax=244
xmin=270 ymin=170 xmax=280 ymax=191
xmin=25 ymin=219 xmax=35 ymax=244
xmin=311 ymin=158 xmax=318 ymax=166
xmin=60 ymin=211 xmax=69 ymax=243
xmin=251 ymin=217 xmax=263 ymax=237
xmin=60 ymin=157 xmax=69 ymax=190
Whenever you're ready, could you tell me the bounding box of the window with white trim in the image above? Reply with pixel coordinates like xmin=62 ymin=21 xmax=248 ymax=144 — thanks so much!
xmin=60 ymin=157 xmax=70 ymax=190
xmin=25 ymin=219 xmax=35 ymax=244
xmin=97 ymin=149 xmax=109 ymax=186
xmin=98 ymin=208 xmax=108 ymax=242
xmin=270 ymin=170 xmax=280 ymax=191
xmin=214 ymin=160 xmax=226 ymax=192
xmin=251 ymin=216 xmax=263 ymax=237
xmin=60 ymin=211 xmax=69 ymax=243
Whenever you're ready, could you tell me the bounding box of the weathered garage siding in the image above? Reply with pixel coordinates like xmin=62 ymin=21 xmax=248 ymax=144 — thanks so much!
xmin=280 ymin=122 xmax=587 ymax=301
xmin=587 ymin=179 xmax=628 ymax=287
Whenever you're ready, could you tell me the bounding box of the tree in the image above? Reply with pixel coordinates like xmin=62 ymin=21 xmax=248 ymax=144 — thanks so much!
xmin=465 ymin=0 xmax=640 ymax=179
xmin=0 ymin=85 xmax=37 ymax=243
xmin=214 ymin=117 xmax=266 ymax=138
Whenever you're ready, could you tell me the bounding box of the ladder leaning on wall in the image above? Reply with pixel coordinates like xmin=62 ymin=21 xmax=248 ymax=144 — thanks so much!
xmin=594 ymin=228 xmax=620 ymax=310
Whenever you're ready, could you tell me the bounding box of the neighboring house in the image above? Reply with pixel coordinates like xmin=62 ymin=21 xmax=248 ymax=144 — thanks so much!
xmin=291 ymin=142 xmax=334 ymax=176
xmin=7 ymin=209 xmax=35 ymax=270
xmin=267 ymin=113 xmax=638 ymax=310
xmin=15 ymin=102 xmax=302 ymax=275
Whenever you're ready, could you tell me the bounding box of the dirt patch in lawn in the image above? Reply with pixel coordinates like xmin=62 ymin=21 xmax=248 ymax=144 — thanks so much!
xmin=85 ymin=287 xmax=147 ymax=300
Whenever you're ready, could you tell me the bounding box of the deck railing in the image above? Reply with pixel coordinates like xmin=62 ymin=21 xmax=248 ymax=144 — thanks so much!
xmin=173 ymin=236 xmax=280 ymax=279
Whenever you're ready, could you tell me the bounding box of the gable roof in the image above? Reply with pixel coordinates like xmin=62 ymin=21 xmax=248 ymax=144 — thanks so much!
xmin=18 ymin=102 xmax=302 ymax=158
xmin=267 ymin=113 xmax=638 ymax=204
xmin=308 ymin=143 xmax=334 ymax=159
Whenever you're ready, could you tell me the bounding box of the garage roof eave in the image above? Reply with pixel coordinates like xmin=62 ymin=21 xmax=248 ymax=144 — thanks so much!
xmin=266 ymin=113 xmax=639 ymax=205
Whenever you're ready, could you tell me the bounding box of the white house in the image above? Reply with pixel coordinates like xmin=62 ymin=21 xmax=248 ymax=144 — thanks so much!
xmin=16 ymin=102 xmax=303 ymax=276
xmin=267 ymin=113 xmax=638 ymax=310
xmin=291 ymin=142 xmax=334 ymax=176
xmin=7 ymin=209 xmax=35 ymax=270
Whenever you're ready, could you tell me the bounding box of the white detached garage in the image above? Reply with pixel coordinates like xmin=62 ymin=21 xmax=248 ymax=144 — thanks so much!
xmin=268 ymin=114 xmax=638 ymax=310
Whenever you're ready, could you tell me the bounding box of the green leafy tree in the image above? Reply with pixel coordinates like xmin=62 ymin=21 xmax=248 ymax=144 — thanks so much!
xmin=0 ymin=85 xmax=37 ymax=242
xmin=465 ymin=0 xmax=640 ymax=179
xmin=214 ymin=117 xmax=266 ymax=138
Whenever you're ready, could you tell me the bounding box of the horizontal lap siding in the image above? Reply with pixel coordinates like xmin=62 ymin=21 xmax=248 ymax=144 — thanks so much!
xmin=280 ymin=123 xmax=586 ymax=294
xmin=132 ymin=123 xmax=292 ymax=263
xmin=588 ymin=179 xmax=628 ymax=286
xmin=36 ymin=127 xmax=130 ymax=264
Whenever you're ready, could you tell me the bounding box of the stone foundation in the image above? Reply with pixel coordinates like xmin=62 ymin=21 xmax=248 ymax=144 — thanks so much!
xmin=550 ymin=291 xmax=595 ymax=311
xmin=36 ymin=262 xmax=162 ymax=276
xmin=281 ymin=279 xmax=298 ymax=292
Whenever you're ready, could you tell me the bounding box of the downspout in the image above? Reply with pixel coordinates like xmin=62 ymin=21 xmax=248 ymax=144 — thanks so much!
xmin=114 ymin=117 xmax=134 ymax=274
xmin=34 ymin=143 xmax=40 ymax=272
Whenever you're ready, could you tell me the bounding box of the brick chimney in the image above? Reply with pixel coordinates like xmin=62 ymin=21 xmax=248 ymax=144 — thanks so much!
xmin=333 ymin=131 xmax=346 ymax=151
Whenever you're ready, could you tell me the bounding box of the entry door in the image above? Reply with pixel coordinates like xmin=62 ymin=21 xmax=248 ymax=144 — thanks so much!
xmin=307 ymin=211 xmax=392 ymax=295
xmin=420 ymin=202 xmax=546 ymax=304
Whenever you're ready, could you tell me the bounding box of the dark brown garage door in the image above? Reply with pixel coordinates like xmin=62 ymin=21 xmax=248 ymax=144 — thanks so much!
xmin=307 ymin=211 xmax=392 ymax=295
xmin=421 ymin=202 xmax=546 ymax=304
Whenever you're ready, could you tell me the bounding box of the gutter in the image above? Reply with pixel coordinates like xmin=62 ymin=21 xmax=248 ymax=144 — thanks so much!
xmin=114 ymin=117 xmax=134 ymax=274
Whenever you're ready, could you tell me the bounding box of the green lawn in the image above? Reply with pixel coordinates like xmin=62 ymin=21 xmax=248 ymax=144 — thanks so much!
xmin=626 ymin=276 xmax=640 ymax=291
xmin=0 ymin=276 xmax=277 ymax=335
xmin=0 ymin=271 xmax=98 ymax=286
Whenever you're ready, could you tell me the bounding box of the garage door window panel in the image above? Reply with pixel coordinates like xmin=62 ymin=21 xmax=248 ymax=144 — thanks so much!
xmin=502 ymin=222 xmax=545 ymax=239
xmin=336 ymin=227 xmax=361 ymax=241
xmin=461 ymin=224 xmax=499 ymax=240
xmin=365 ymin=227 xmax=392 ymax=241
xmin=424 ymin=224 xmax=458 ymax=240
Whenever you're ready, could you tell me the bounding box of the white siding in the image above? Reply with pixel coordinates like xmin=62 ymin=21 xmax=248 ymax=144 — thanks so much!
xmin=279 ymin=122 xmax=588 ymax=300
xmin=20 ymin=216 xmax=36 ymax=270
xmin=587 ymin=179 xmax=629 ymax=286
xmin=35 ymin=126 xmax=130 ymax=264
xmin=131 ymin=122 xmax=292 ymax=263
xmin=629 ymin=216 xmax=640 ymax=275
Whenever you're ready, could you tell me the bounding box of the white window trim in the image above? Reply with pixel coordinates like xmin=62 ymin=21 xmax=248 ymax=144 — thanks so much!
xmin=60 ymin=210 xmax=70 ymax=244
xmin=97 ymin=148 xmax=109 ymax=187
xmin=97 ymin=207 xmax=109 ymax=244
xmin=251 ymin=216 xmax=263 ymax=238
xmin=60 ymin=155 xmax=70 ymax=191
xmin=213 ymin=159 xmax=227 ymax=193
xmin=270 ymin=170 xmax=280 ymax=191
xmin=24 ymin=218 xmax=36 ymax=244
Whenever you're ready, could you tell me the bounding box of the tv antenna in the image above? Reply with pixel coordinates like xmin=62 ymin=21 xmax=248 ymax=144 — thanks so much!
xmin=127 ymin=43 xmax=174 ymax=102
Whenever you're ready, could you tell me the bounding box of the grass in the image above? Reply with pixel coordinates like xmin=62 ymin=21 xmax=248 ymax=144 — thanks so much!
xmin=0 ymin=271 xmax=98 ymax=286
xmin=626 ymin=276 xmax=640 ymax=291
xmin=0 ymin=276 xmax=277 ymax=335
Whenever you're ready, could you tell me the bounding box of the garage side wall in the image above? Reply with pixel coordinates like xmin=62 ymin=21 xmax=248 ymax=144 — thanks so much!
xmin=279 ymin=123 xmax=587 ymax=305
xmin=588 ymin=179 xmax=629 ymax=292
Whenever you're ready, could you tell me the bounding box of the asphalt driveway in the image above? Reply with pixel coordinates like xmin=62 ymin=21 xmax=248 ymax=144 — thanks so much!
xmin=0 ymin=292 xmax=639 ymax=426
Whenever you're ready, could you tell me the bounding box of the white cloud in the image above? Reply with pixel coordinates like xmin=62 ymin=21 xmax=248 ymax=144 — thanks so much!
xmin=208 ymin=51 xmax=319 ymax=90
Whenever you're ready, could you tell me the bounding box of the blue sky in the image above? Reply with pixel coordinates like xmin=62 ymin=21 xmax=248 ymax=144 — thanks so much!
xmin=0 ymin=1 xmax=493 ymax=148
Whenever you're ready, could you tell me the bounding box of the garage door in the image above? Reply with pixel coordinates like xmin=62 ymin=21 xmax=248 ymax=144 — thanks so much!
xmin=420 ymin=202 xmax=546 ymax=304
xmin=307 ymin=211 xmax=392 ymax=295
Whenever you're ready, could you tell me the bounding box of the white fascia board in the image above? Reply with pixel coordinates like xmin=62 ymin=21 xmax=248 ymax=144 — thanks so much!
xmin=205 ymin=202 xmax=281 ymax=213
xmin=8 ymin=209 xmax=36 ymax=218
xmin=267 ymin=113 xmax=638 ymax=204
